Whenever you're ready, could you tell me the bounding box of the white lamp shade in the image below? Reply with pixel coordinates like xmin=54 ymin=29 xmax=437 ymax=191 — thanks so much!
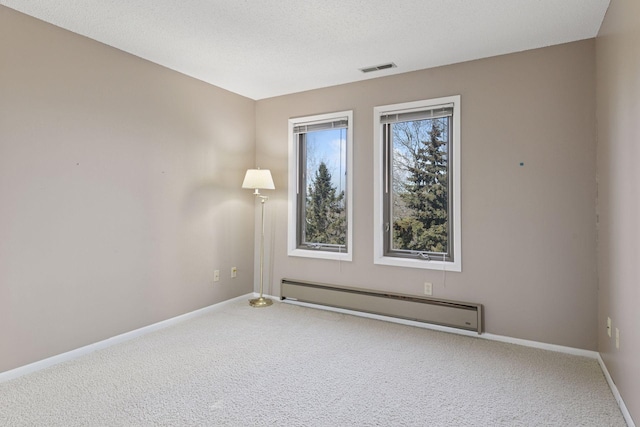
xmin=242 ymin=169 xmax=275 ymax=190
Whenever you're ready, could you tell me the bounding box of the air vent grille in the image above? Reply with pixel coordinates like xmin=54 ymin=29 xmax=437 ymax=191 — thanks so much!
xmin=360 ymin=62 xmax=397 ymax=73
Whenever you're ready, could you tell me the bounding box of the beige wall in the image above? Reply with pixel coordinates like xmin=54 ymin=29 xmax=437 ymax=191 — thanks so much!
xmin=596 ymin=0 xmax=640 ymax=422
xmin=0 ymin=7 xmax=256 ymax=373
xmin=256 ymin=40 xmax=598 ymax=350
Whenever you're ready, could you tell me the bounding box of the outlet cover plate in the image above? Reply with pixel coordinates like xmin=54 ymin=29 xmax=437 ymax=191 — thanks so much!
xmin=423 ymin=282 xmax=433 ymax=296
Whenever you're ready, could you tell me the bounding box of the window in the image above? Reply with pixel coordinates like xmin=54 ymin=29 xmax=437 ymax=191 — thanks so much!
xmin=288 ymin=111 xmax=353 ymax=261
xmin=373 ymin=96 xmax=461 ymax=271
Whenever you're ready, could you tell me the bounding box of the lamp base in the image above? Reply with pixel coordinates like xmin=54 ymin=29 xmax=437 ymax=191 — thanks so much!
xmin=249 ymin=296 xmax=273 ymax=308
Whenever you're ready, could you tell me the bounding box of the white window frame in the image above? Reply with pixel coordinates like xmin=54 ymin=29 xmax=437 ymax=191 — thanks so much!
xmin=288 ymin=110 xmax=353 ymax=261
xmin=373 ymin=96 xmax=461 ymax=272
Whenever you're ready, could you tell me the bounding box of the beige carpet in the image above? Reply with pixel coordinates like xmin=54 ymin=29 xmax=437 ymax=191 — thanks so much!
xmin=0 ymin=298 xmax=627 ymax=426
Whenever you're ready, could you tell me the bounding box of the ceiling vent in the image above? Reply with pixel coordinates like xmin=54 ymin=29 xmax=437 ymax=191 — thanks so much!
xmin=359 ymin=62 xmax=397 ymax=73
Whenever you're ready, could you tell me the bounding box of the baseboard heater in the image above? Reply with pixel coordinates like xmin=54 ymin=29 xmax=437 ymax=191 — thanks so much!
xmin=281 ymin=278 xmax=483 ymax=334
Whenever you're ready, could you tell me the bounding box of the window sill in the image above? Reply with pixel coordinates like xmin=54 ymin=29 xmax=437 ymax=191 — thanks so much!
xmin=288 ymin=248 xmax=352 ymax=262
xmin=374 ymin=255 xmax=461 ymax=272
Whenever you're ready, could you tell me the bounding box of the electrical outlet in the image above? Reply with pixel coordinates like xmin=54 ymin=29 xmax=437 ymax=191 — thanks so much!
xmin=231 ymin=267 xmax=237 ymax=278
xmin=214 ymin=270 xmax=220 ymax=282
xmin=607 ymin=317 xmax=612 ymax=337
xmin=615 ymin=328 xmax=620 ymax=349
xmin=423 ymin=282 xmax=433 ymax=296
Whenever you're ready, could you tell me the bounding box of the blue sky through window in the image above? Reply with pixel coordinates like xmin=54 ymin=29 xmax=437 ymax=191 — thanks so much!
xmin=305 ymin=128 xmax=347 ymax=193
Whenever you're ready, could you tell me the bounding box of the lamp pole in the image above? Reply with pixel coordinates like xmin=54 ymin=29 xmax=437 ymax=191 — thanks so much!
xmin=249 ymin=193 xmax=272 ymax=307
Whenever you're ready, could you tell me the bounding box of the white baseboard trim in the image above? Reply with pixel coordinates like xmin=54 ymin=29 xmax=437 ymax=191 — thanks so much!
xmin=0 ymin=294 xmax=252 ymax=384
xmin=598 ymin=354 xmax=636 ymax=427
xmin=280 ymin=298 xmax=598 ymax=358
xmin=479 ymin=333 xmax=598 ymax=358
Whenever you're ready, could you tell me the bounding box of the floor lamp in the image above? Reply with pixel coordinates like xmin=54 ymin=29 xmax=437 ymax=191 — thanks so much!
xmin=242 ymin=168 xmax=275 ymax=307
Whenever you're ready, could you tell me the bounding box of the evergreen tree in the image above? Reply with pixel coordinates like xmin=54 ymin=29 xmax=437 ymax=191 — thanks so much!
xmin=305 ymin=162 xmax=346 ymax=246
xmin=393 ymin=119 xmax=448 ymax=253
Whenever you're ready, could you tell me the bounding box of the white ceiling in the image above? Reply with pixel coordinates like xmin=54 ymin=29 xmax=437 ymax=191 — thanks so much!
xmin=1 ymin=0 xmax=610 ymax=100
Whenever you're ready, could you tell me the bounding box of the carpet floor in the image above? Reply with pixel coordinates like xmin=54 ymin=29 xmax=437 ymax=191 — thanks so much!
xmin=0 ymin=297 xmax=627 ymax=426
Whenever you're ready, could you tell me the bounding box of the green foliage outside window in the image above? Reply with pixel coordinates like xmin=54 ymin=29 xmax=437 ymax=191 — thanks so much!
xmin=391 ymin=118 xmax=449 ymax=254
xmin=305 ymin=162 xmax=346 ymax=246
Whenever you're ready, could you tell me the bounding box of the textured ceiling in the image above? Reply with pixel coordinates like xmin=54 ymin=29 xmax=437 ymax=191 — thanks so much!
xmin=1 ymin=0 xmax=610 ymax=100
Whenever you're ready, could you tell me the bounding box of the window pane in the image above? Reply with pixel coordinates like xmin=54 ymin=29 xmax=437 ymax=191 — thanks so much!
xmin=374 ymin=96 xmax=460 ymax=270
xmin=300 ymin=127 xmax=347 ymax=249
xmin=390 ymin=117 xmax=450 ymax=255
